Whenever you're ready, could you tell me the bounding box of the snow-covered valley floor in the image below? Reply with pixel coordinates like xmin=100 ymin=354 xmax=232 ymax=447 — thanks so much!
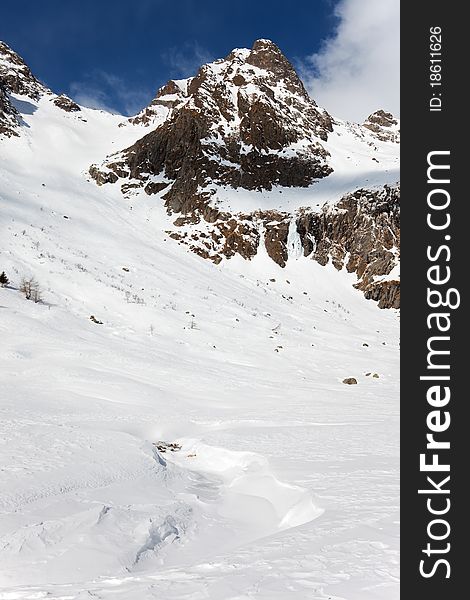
xmin=0 ymin=99 xmax=399 ymax=599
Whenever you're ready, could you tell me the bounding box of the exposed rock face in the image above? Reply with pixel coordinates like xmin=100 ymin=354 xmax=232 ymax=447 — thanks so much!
xmin=128 ymin=79 xmax=187 ymax=126
xmin=168 ymin=213 xmax=260 ymax=264
xmin=263 ymin=214 xmax=291 ymax=268
xmin=363 ymin=279 xmax=400 ymax=310
xmin=296 ymin=186 xmax=400 ymax=308
xmin=1 ymin=41 xmax=86 ymax=120
xmin=0 ymin=81 xmax=20 ymax=136
xmin=0 ymin=38 xmax=400 ymax=309
xmin=297 ymin=187 xmax=399 ymax=270
xmin=364 ymin=110 xmax=400 ymax=143
xmin=88 ymin=39 xmax=400 ymax=309
xmin=366 ymin=110 xmax=398 ymax=128
xmin=0 ymin=41 xmax=47 ymax=100
xmin=53 ymin=94 xmax=81 ymax=112
xmin=164 ymin=184 xmax=400 ymax=308
xmin=90 ymin=39 xmax=333 ymax=214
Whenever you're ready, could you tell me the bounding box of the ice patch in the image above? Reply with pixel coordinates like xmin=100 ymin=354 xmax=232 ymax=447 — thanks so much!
xmin=287 ymin=217 xmax=303 ymax=260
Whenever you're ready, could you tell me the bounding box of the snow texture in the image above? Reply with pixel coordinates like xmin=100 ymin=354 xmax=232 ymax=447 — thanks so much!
xmin=1 ymin=75 xmax=399 ymax=599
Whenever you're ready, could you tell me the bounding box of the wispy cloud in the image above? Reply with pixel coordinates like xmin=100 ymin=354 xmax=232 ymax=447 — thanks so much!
xmin=69 ymin=70 xmax=154 ymax=116
xmin=69 ymin=82 xmax=115 ymax=113
xmin=299 ymin=0 xmax=399 ymax=123
xmin=161 ymin=41 xmax=214 ymax=78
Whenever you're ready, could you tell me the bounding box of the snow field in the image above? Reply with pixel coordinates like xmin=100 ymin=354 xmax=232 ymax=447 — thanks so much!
xmin=0 ymin=90 xmax=399 ymax=599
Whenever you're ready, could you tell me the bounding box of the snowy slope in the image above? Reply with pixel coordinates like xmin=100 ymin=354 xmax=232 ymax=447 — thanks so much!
xmin=1 ymin=54 xmax=399 ymax=600
xmin=203 ymin=117 xmax=399 ymax=214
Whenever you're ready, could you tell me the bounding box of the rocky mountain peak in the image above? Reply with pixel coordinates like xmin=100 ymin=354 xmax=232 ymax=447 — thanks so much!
xmin=156 ymin=79 xmax=187 ymax=102
xmin=248 ymin=37 xmax=285 ymax=60
xmin=92 ymin=39 xmax=333 ymax=214
xmin=129 ymin=38 xmax=326 ymax=133
xmin=86 ymin=40 xmax=400 ymax=309
xmin=245 ymin=39 xmax=310 ymax=98
xmin=0 ymin=41 xmax=48 ymax=100
xmin=128 ymin=79 xmax=188 ymax=126
xmin=363 ymin=109 xmax=399 ymax=143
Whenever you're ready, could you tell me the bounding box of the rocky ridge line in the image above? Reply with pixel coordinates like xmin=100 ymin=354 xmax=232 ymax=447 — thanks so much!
xmin=168 ymin=184 xmax=400 ymax=309
xmin=0 ymin=38 xmax=400 ymax=309
xmin=0 ymin=41 xmax=81 ymax=137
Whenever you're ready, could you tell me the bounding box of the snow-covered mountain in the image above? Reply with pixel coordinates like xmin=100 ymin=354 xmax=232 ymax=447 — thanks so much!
xmin=1 ymin=38 xmax=400 ymax=307
xmin=1 ymin=40 xmax=399 ymax=599
xmin=89 ymin=39 xmax=400 ymax=308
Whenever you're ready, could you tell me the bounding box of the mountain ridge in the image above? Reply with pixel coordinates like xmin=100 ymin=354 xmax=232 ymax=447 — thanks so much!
xmin=0 ymin=37 xmax=400 ymax=599
xmin=1 ymin=38 xmax=400 ymax=308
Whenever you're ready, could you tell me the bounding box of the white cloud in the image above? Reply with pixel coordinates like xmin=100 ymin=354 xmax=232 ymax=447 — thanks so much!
xmin=69 ymin=42 xmax=213 ymax=116
xmin=299 ymin=0 xmax=399 ymax=123
xmin=69 ymin=83 xmax=116 ymax=113
xmin=161 ymin=42 xmax=214 ymax=78
xmin=69 ymin=71 xmax=153 ymax=116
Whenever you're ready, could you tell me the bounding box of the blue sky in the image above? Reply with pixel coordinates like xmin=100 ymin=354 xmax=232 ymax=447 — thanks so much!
xmin=0 ymin=0 xmax=399 ymax=121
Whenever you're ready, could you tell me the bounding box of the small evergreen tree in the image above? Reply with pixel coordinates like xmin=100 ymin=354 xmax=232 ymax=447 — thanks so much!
xmin=0 ymin=271 xmax=9 ymax=287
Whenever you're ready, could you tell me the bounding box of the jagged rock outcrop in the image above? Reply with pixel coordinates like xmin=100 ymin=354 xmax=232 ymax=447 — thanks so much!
xmin=128 ymin=79 xmax=187 ymax=126
xmin=297 ymin=186 xmax=399 ymax=271
xmin=0 ymin=40 xmax=64 ymax=137
xmin=1 ymin=41 xmax=79 ymax=134
xmin=52 ymin=94 xmax=81 ymax=112
xmin=0 ymin=41 xmax=47 ymax=100
xmin=263 ymin=214 xmax=291 ymax=268
xmin=296 ymin=185 xmax=400 ymax=308
xmin=363 ymin=279 xmax=400 ymax=310
xmin=363 ymin=110 xmax=399 ymax=143
xmin=0 ymin=81 xmax=20 ymax=136
xmin=167 ymin=185 xmax=400 ymax=308
xmin=90 ymin=39 xmax=333 ymax=213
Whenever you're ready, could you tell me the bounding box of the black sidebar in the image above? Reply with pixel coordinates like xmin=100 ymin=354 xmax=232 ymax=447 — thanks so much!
xmin=401 ymin=2 xmax=466 ymax=597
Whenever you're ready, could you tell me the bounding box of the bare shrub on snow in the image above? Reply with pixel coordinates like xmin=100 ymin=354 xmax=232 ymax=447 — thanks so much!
xmin=19 ymin=276 xmax=42 ymax=303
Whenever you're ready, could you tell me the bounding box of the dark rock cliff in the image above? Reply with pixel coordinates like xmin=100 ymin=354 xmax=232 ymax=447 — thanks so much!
xmin=168 ymin=185 xmax=400 ymax=309
xmin=0 ymin=81 xmax=19 ymax=136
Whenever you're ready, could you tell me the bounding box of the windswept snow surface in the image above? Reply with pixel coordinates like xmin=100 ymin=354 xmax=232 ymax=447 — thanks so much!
xmin=1 ymin=95 xmax=399 ymax=598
